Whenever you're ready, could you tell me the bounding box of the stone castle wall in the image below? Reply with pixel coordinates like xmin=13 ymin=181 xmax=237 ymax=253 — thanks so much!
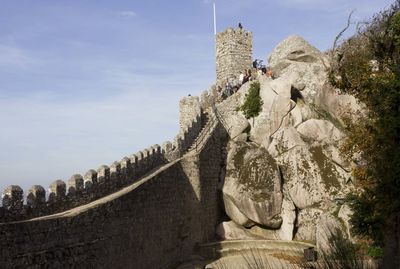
xmin=0 ymin=145 xmax=165 ymax=222
xmin=216 ymin=27 xmax=253 ymax=87
xmin=0 ymin=117 xmax=226 ymax=269
xmin=0 ymin=94 xmax=227 ymax=268
xmin=0 ymin=26 xmax=242 ymax=268
xmin=0 ymin=102 xmax=204 ymax=223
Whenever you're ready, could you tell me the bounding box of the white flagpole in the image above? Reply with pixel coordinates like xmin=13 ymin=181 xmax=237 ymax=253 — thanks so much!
xmin=213 ymin=2 xmax=218 ymax=83
xmin=213 ymin=2 xmax=217 ymax=36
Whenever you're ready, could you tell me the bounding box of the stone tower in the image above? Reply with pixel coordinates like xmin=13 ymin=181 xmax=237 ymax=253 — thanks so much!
xmin=216 ymin=27 xmax=253 ymax=87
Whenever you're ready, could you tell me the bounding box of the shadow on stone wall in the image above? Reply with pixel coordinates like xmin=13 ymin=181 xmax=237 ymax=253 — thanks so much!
xmin=0 ymin=122 xmax=229 ymax=269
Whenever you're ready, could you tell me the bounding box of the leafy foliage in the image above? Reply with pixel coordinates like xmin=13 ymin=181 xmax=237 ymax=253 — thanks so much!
xmin=329 ymin=1 xmax=400 ymax=248
xmin=240 ymin=81 xmax=263 ymax=119
xmin=367 ymin=246 xmax=384 ymax=259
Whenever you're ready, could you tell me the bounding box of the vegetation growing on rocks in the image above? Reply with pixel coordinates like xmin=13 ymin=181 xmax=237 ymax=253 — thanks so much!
xmin=240 ymin=81 xmax=263 ymax=119
xmin=329 ymin=0 xmax=400 ymax=257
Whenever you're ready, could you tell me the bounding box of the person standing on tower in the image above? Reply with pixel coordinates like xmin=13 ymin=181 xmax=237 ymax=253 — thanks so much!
xmin=238 ymin=22 xmax=243 ymax=29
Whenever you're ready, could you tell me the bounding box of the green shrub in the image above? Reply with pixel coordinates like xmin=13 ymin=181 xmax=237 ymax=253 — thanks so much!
xmin=240 ymin=81 xmax=263 ymax=119
xmin=367 ymin=246 xmax=384 ymax=259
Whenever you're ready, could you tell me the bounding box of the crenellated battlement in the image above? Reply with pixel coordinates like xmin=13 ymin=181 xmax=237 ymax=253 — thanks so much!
xmin=0 ymin=144 xmax=165 ymax=222
xmin=0 ymin=100 xmax=206 ymax=223
xmin=0 ymin=87 xmax=228 ymax=268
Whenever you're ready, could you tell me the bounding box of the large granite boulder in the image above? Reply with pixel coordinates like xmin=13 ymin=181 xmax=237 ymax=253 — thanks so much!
xmin=296 ymin=119 xmax=344 ymax=145
xmin=223 ymin=141 xmax=283 ymax=228
xmin=276 ymin=197 xmax=297 ymax=240
xmin=268 ymin=35 xmax=324 ymax=68
xmin=295 ymin=207 xmax=324 ymax=242
xmin=266 ymin=125 xmax=350 ymax=212
xmin=267 ymin=35 xmax=329 ymax=104
xmin=215 ymin=35 xmax=356 ymax=247
xmin=315 ymin=82 xmax=363 ymax=122
xmin=249 ymin=76 xmax=295 ymax=147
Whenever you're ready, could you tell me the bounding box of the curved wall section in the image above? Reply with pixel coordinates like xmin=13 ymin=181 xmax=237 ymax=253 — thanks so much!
xmin=0 ymin=119 xmax=227 ymax=269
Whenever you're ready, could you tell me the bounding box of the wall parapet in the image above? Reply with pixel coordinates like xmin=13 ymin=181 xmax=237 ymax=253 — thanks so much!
xmin=0 ymin=144 xmax=166 ymax=223
xmin=0 ymin=92 xmax=210 ymax=223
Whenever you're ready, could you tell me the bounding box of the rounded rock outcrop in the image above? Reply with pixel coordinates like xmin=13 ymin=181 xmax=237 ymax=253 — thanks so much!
xmin=223 ymin=141 xmax=283 ymax=228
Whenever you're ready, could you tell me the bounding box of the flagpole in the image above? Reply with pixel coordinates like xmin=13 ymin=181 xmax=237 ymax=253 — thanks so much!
xmin=213 ymin=2 xmax=217 ymax=75
xmin=213 ymin=2 xmax=217 ymax=37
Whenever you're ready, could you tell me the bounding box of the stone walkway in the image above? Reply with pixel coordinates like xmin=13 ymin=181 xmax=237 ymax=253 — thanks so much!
xmin=177 ymin=239 xmax=316 ymax=269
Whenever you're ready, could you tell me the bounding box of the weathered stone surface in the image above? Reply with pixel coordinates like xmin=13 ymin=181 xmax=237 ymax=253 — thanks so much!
xmin=267 ymin=127 xmax=307 ymax=157
xmin=27 ymin=185 xmax=46 ymax=207
xmin=295 ymin=207 xmax=324 ymax=242
xmin=268 ymin=35 xmax=329 ymax=104
xmin=2 ymin=185 xmax=23 ymax=211
xmin=266 ymin=124 xmax=351 ymax=211
xmin=338 ymin=204 xmax=353 ymax=239
xmin=223 ymin=141 xmax=283 ymax=228
xmin=216 ymin=27 xmax=253 ymax=87
xmin=210 ymin=34 xmax=357 ymax=250
xmin=316 ymin=213 xmax=344 ymax=252
xmin=296 ymin=119 xmax=344 ymax=145
xmin=179 ymin=96 xmax=201 ymax=131
xmin=0 ymin=113 xmax=226 ymax=269
xmin=223 ymin=194 xmax=255 ymax=227
xmin=315 ymin=82 xmax=363 ymax=122
xmin=268 ymin=35 xmax=323 ymax=67
xmin=276 ymin=198 xmax=297 ymax=240
xmin=250 ymin=79 xmax=294 ymax=147
xmin=216 ymin=221 xmax=257 ymax=240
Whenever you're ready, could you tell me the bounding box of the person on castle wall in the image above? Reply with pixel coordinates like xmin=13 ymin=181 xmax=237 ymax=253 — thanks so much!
xmin=239 ymin=71 xmax=245 ymax=85
xmin=225 ymin=79 xmax=232 ymax=97
xmin=247 ymin=69 xmax=252 ymax=81
xmin=261 ymin=66 xmax=267 ymax=75
xmin=266 ymin=67 xmax=274 ymax=79
xmin=242 ymin=69 xmax=249 ymax=84
xmin=238 ymin=22 xmax=243 ymax=29
xmin=217 ymin=85 xmax=223 ymax=102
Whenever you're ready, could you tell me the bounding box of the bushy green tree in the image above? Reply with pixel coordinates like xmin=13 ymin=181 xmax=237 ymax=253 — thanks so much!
xmin=240 ymin=81 xmax=263 ymax=119
xmin=329 ymin=0 xmax=400 ymax=253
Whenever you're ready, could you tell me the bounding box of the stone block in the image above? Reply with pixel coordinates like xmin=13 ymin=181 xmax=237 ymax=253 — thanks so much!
xmin=84 ymin=169 xmax=97 ymax=189
xmin=27 ymin=185 xmax=46 ymax=208
xmin=2 ymin=185 xmax=24 ymax=211
xmin=97 ymin=165 xmax=110 ymax=184
xmin=68 ymin=174 xmax=84 ymax=195
xmin=49 ymin=180 xmax=66 ymax=201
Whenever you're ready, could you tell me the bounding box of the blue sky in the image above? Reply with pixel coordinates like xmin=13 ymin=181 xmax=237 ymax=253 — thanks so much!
xmin=0 ymin=0 xmax=394 ymax=194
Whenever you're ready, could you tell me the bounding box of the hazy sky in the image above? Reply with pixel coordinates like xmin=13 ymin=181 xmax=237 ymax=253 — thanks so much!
xmin=0 ymin=0 xmax=394 ymax=194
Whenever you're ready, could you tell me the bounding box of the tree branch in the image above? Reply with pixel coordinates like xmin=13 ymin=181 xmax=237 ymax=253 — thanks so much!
xmin=332 ymin=9 xmax=356 ymax=53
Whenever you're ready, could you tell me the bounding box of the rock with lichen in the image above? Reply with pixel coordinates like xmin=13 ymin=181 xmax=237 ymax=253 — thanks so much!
xmin=216 ymin=34 xmax=356 ymax=246
xmin=222 ymin=141 xmax=283 ymax=228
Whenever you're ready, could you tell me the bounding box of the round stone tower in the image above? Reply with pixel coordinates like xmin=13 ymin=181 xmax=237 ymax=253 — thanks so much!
xmin=216 ymin=27 xmax=253 ymax=87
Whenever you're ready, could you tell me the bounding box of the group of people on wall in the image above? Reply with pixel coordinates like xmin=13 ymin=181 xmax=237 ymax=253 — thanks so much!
xmin=216 ymin=60 xmax=274 ymax=102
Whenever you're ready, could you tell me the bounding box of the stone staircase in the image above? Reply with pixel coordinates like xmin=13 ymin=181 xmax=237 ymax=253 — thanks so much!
xmin=188 ymin=109 xmax=218 ymax=153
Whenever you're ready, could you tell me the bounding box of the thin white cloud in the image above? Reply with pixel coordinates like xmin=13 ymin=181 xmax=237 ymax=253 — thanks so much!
xmin=0 ymin=87 xmax=180 ymax=193
xmin=0 ymin=45 xmax=39 ymax=68
xmin=118 ymin=10 xmax=137 ymax=17
xmin=277 ymin=0 xmax=392 ymax=15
